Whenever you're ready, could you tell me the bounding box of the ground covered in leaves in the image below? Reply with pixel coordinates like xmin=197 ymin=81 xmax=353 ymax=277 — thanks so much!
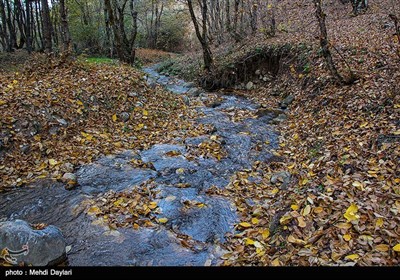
xmin=0 ymin=54 xmax=196 ymax=191
xmin=193 ymin=1 xmax=400 ymax=266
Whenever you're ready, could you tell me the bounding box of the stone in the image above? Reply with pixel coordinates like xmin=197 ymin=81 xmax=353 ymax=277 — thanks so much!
xmin=20 ymin=144 xmax=30 ymax=154
xmin=280 ymin=95 xmax=295 ymax=109
xmin=187 ymin=87 xmax=202 ymax=97
xmin=246 ymin=81 xmax=254 ymax=90
xmin=0 ymin=220 xmax=66 ymax=266
xmin=255 ymin=69 xmax=261 ymax=76
xmin=61 ymin=162 xmax=74 ymax=173
xmin=56 ymin=118 xmax=68 ymax=127
xmin=270 ymin=171 xmax=291 ymax=190
xmin=62 ymin=173 xmax=77 ymax=190
xmin=120 ymin=112 xmax=130 ymax=122
xmin=182 ymin=96 xmax=190 ymax=106
xmin=49 ymin=126 xmax=60 ymax=135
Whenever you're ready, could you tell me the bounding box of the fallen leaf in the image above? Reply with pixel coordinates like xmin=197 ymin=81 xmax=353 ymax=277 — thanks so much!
xmin=303 ymin=205 xmax=311 ymax=216
xmin=158 ymin=218 xmax=168 ymax=224
xmin=343 ymin=234 xmax=351 ymax=241
xmin=112 ymin=114 xmax=117 ymax=122
xmin=393 ymin=244 xmax=400 ymax=252
xmin=239 ymin=222 xmax=252 ymax=228
xmin=345 ymin=254 xmax=359 ymax=261
xmin=375 ymin=244 xmax=389 ymax=252
xmin=344 ymin=204 xmax=359 ymax=222
xmin=251 ymin=218 xmax=259 ymax=225
xmin=375 ymin=218 xmax=384 ymax=228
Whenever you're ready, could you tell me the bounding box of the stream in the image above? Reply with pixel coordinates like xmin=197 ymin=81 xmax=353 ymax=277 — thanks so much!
xmin=0 ymin=64 xmax=279 ymax=266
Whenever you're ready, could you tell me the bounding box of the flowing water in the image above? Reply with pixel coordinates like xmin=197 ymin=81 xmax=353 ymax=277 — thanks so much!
xmin=0 ymin=65 xmax=279 ymax=266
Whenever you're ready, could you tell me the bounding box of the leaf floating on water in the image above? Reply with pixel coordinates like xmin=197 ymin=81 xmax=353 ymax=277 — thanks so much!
xmin=158 ymin=218 xmax=168 ymax=224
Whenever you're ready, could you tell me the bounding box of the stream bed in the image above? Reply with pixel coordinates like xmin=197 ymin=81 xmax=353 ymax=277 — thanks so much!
xmin=0 ymin=65 xmax=279 ymax=266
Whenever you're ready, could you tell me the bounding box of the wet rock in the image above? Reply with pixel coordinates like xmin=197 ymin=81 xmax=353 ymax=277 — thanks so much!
xmin=62 ymin=173 xmax=77 ymax=190
xmin=61 ymin=162 xmax=74 ymax=173
xmin=187 ymin=87 xmax=201 ymax=97
xmin=0 ymin=220 xmax=66 ymax=266
xmin=76 ymin=153 xmax=157 ymax=194
xmin=246 ymin=81 xmax=254 ymax=90
xmin=280 ymin=95 xmax=295 ymax=109
xmin=255 ymin=69 xmax=261 ymax=76
xmin=271 ymin=171 xmax=291 ymax=190
xmin=140 ymin=144 xmax=196 ymax=172
xmin=119 ymin=112 xmax=130 ymax=122
xmin=55 ymin=118 xmax=68 ymax=127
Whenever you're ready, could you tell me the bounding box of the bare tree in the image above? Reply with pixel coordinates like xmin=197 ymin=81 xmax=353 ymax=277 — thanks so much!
xmin=41 ymin=0 xmax=52 ymax=53
xmin=313 ymin=0 xmax=344 ymax=84
xmin=187 ymin=0 xmax=213 ymax=71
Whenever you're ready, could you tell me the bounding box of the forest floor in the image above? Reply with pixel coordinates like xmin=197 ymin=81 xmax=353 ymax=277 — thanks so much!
xmin=1 ymin=1 xmax=400 ymax=266
xmin=157 ymin=1 xmax=400 ymax=266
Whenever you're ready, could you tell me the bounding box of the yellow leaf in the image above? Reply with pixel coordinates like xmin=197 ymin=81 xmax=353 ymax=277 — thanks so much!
xmin=288 ymin=163 xmax=296 ymax=170
xmin=287 ymin=235 xmax=306 ymax=245
xmin=352 ymin=181 xmax=364 ymax=190
xmin=48 ymin=159 xmax=58 ymax=166
xmin=158 ymin=218 xmax=168 ymax=224
xmin=394 ymin=104 xmax=400 ymax=109
xmin=239 ymin=222 xmax=252 ymax=228
xmin=133 ymin=223 xmax=140 ymax=230
xmin=303 ymin=205 xmax=311 ymax=216
xmin=196 ymin=203 xmax=206 ymax=208
xmin=300 ymin=178 xmax=309 ymax=186
xmin=149 ymin=202 xmax=158 ymax=210
xmin=376 ymin=218 xmax=384 ymax=228
xmin=279 ymin=214 xmax=292 ymax=225
xmin=344 ymin=204 xmax=359 ymax=222
xmin=0 ymin=100 xmax=7 ymax=106
xmin=261 ymin=229 xmax=270 ymax=239
xmin=335 ymin=222 xmax=352 ymax=230
xmin=314 ymin=207 xmax=324 ymax=214
xmin=271 ymin=258 xmax=280 ymax=266
xmin=251 ymin=218 xmax=259 ymax=225
xmin=297 ymin=216 xmax=306 ymax=228
xmin=291 ymin=204 xmax=299 ymax=211
xmin=88 ymin=206 xmax=101 ymax=215
xmin=143 ymin=109 xmax=148 ymax=116
xmin=113 ymin=198 xmax=124 ymax=207
xmin=210 ymin=135 xmax=218 ymax=141
xmin=345 ymin=254 xmax=359 ymax=261
xmin=293 ymin=133 xmax=299 ymax=140
xmin=375 ymin=244 xmax=389 ymax=252
xmin=360 ymin=122 xmax=368 ymax=128
xmin=76 ymin=100 xmax=84 ymax=106
xmin=244 ymin=238 xmax=255 ymax=246
xmin=176 ymin=168 xmax=185 ymax=174
xmin=112 ymin=114 xmax=117 ymax=122
xmin=271 ymin=188 xmax=279 ymax=195
xmin=393 ymin=244 xmax=400 ymax=252
xmin=136 ymin=123 xmax=145 ymax=130
xmin=343 ymin=234 xmax=351 ymax=241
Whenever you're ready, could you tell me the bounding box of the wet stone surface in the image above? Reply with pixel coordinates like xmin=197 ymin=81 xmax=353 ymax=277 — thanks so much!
xmin=0 ymin=65 xmax=279 ymax=266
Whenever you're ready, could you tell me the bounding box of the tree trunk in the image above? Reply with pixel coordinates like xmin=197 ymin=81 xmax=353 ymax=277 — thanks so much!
xmin=313 ymin=0 xmax=344 ymax=84
xmin=187 ymin=0 xmax=213 ymax=71
xmin=41 ymin=0 xmax=52 ymax=53
xmin=59 ymin=0 xmax=71 ymax=54
xmin=25 ymin=0 xmax=32 ymax=53
xmin=129 ymin=0 xmax=138 ymax=62
xmin=0 ymin=0 xmax=10 ymax=51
